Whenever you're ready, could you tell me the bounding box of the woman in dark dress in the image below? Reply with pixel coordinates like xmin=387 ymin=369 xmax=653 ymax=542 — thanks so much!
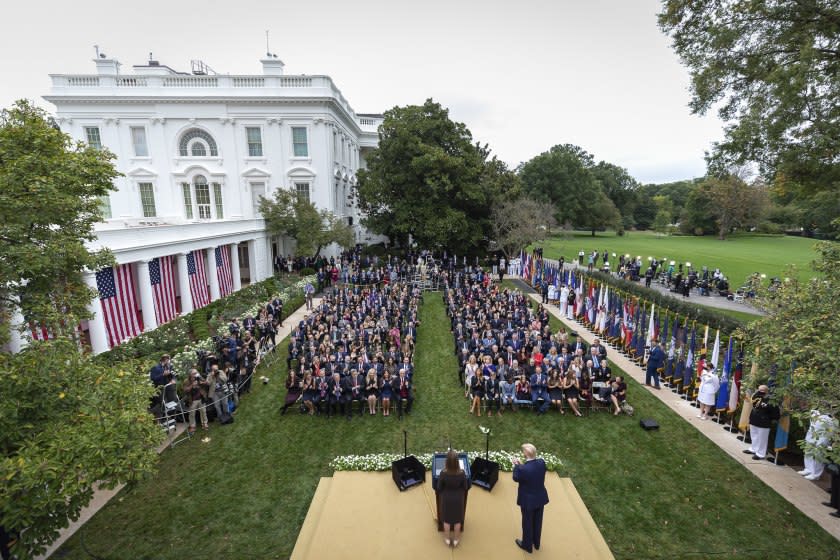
xmin=438 ymin=449 xmax=467 ymax=547
xmin=281 ymin=370 xmax=301 ymax=415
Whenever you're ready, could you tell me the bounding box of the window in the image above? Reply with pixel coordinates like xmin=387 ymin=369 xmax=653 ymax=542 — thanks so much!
xmin=295 ymin=182 xmax=310 ymax=204
xmin=131 ymin=126 xmax=148 ymax=157
xmin=85 ymin=126 xmax=102 ymax=149
xmin=292 ymin=127 xmax=308 ymax=157
xmin=178 ymin=128 xmax=218 ymax=157
xmin=212 ymin=182 xmax=224 ymax=219
xmin=99 ymin=195 xmax=112 ymax=219
xmin=194 ymin=176 xmax=211 ymax=219
xmin=250 ymin=182 xmax=266 ymax=215
xmin=182 ymin=183 xmax=193 ymax=219
xmin=138 ymin=182 xmax=156 ymax=217
xmin=246 ymin=127 xmax=263 ymax=157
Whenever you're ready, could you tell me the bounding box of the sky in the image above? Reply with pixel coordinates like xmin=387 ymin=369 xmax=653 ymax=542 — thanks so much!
xmin=0 ymin=0 xmax=723 ymax=184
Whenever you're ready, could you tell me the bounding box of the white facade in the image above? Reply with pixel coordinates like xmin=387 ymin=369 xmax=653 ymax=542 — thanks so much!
xmin=32 ymin=55 xmax=384 ymax=354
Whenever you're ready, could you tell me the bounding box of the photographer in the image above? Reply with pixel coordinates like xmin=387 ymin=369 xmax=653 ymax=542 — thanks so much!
xmin=206 ymin=365 xmax=230 ymax=422
xmin=149 ymin=354 xmax=173 ymax=387
xmin=183 ymin=369 xmax=208 ymax=432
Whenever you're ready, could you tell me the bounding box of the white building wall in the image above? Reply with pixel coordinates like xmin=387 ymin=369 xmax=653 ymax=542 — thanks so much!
xmin=38 ymin=56 xmax=382 ymax=354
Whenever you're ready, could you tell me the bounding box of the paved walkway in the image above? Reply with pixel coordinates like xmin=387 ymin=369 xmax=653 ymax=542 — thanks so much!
xmin=525 ymin=291 xmax=839 ymax=542
xmin=535 ymin=258 xmax=765 ymax=316
xmin=39 ymin=296 xmax=322 ymax=559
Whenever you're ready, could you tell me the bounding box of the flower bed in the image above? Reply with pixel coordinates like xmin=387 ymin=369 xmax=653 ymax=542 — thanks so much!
xmin=329 ymin=450 xmax=563 ymax=473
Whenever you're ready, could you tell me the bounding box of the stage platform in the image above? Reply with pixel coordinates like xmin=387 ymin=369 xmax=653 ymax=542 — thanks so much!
xmin=291 ymin=470 xmax=614 ymax=559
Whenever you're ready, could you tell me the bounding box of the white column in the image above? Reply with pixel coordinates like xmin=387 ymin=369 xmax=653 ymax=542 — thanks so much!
xmin=4 ymin=305 xmax=26 ymax=353
xmin=230 ymin=243 xmax=242 ymax=291
xmin=248 ymin=239 xmax=259 ymax=283
xmin=135 ymin=260 xmax=157 ymax=332
xmin=176 ymin=252 xmax=193 ymax=314
xmin=206 ymin=247 xmax=221 ymax=301
xmin=253 ymin=237 xmax=269 ymax=282
xmin=83 ymin=271 xmax=110 ymax=355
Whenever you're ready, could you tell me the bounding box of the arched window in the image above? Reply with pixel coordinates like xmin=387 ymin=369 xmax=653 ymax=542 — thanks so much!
xmin=178 ymin=128 xmax=218 ymax=157
xmin=181 ymin=174 xmax=224 ymax=220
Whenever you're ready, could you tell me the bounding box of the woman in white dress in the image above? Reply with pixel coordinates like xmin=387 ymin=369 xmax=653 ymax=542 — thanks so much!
xmin=696 ymin=368 xmax=720 ymax=420
xmin=559 ymin=285 xmax=569 ymax=316
xmin=464 ymin=354 xmax=479 ymax=398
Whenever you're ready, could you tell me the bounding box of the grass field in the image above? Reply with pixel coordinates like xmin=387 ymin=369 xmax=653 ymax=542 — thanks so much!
xmin=535 ymin=231 xmax=823 ymax=285
xmin=53 ymin=294 xmax=839 ymax=559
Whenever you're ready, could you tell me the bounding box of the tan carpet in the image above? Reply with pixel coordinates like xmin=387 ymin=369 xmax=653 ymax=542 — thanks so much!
xmin=291 ymin=471 xmax=613 ymax=559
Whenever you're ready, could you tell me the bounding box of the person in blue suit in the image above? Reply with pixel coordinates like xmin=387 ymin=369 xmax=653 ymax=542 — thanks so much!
xmin=645 ymin=341 xmax=666 ymax=389
xmin=513 ymin=443 xmax=550 ymax=553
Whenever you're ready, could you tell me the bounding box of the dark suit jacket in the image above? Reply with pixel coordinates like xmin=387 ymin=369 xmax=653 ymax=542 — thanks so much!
xmin=513 ymin=458 xmax=549 ymax=509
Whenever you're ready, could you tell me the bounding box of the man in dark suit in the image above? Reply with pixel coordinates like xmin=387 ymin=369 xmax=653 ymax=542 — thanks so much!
xmin=513 ymin=443 xmax=549 ymax=553
xmin=645 ymin=341 xmax=666 ymax=389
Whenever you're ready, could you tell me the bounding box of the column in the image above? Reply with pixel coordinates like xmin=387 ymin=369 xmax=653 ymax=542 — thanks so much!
xmin=176 ymin=252 xmax=193 ymax=314
xmin=83 ymin=271 xmax=110 ymax=355
xmin=135 ymin=260 xmax=157 ymax=332
xmin=3 ymin=305 xmax=26 ymax=353
xmin=230 ymin=243 xmax=242 ymax=291
xmin=247 ymin=239 xmax=260 ymax=283
xmin=253 ymin=237 xmax=269 ymax=282
xmin=206 ymin=247 xmax=221 ymax=301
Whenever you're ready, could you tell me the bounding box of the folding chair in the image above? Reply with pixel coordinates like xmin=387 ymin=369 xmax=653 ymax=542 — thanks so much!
xmin=590 ymin=382 xmax=612 ymax=413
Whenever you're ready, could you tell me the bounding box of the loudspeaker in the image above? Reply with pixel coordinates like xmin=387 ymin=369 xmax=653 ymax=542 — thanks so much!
xmin=639 ymin=418 xmax=659 ymax=431
xmin=391 ymin=455 xmax=426 ymax=491
xmin=470 ymin=457 xmax=499 ymax=491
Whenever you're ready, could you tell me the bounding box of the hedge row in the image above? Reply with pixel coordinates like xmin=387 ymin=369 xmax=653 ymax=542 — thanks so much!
xmin=582 ymin=270 xmax=747 ymax=333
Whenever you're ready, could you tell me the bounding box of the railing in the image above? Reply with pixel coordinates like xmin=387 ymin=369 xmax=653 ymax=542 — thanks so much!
xmin=163 ymin=76 xmax=219 ymax=87
xmin=66 ymin=76 xmax=100 ymax=87
xmin=278 ymin=76 xmax=312 ymax=87
xmin=117 ymin=77 xmax=147 ymax=87
xmin=359 ymin=117 xmax=379 ymax=126
xmin=232 ymin=77 xmax=265 ymax=87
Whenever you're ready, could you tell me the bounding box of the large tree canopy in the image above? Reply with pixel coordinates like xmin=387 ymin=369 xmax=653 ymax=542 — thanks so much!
xmin=0 ymin=341 xmax=162 ymax=558
xmin=0 ymin=100 xmax=117 ymax=344
xmin=355 ymin=99 xmax=508 ymax=253
xmin=739 ymin=241 xmax=840 ymax=463
xmin=659 ymin=0 xmax=840 ymax=193
xmin=259 ymin=188 xmax=353 ymax=258
xmin=519 ymin=144 xmax=620 ymax=235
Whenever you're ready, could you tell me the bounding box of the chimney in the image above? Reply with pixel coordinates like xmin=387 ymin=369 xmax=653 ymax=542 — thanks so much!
xmin=261 ymin=57 xmax=285 ymax=76
xmin=94 ymin=57 xmax=121 ymax=76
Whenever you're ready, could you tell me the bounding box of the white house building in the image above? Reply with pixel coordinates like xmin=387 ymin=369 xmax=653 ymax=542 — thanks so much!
xmin=14 ymin=54 xmax=384 ymax=354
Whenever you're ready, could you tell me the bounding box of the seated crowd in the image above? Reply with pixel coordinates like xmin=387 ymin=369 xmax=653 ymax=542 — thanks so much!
xmin=280 ymin=275 xmax=422 ymax=420
xmin=446 ymin=268 xmax=627 ymax=417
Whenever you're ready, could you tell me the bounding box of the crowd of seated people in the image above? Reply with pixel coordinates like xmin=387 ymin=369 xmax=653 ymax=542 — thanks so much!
xmin=280 ymin=274 xmax=422 ymax=420
xmin=445 ymin=268 xmax=624 ymax=417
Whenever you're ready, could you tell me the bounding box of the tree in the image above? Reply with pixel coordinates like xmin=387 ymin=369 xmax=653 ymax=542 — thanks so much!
xmin=0 ymin=100 xmax=118 ymax=345
xmin=259 ymin=188 xmax=354 ymax=257
xmin=679 ymin=186 xmax=717 ymax=235
xmin=355 ymin=99 xmax=495 ymax=252
xmin=659 ymin=1 xmax=840 ymax=194
xmin=0 ymin=340 xmax=163 ymax=558
xmin=489 ymin=197 xmax=555 ymax=259
xmin=739 ymin=242 xmax=840 ymax=464
xmin=652 ymin=195 xmax=675 ymax=235
xmin=700 ymin=175 xmax=769 ymax=239
xmin=519 ymin=144 xmax=602 ymax=229
xmin=578 ymin=189 xmax=621 ymax=237
xmin=591 ymin=161 xmax=640 ymax=230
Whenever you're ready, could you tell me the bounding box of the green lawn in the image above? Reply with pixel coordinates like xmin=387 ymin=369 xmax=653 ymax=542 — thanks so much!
xmin=535 ymin=231 xmax=823 ymax=285
xmin=53 ymin=294 xmax=839 ymax=559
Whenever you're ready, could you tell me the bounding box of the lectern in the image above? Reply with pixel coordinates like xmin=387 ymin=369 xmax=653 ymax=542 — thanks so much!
xmin=432 ymin=452 xmax=471 ymax=531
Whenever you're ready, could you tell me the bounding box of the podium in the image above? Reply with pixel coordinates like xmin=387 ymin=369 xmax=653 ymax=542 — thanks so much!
xmin=432 ymin=452 xmax=471 ymax=531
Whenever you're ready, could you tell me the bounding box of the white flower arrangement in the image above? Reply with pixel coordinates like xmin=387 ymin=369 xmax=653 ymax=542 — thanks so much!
xmin=170 ymin=275 xmax=318 ymax=376
xmin=329 ymin=450 xmax=563 ymax=473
